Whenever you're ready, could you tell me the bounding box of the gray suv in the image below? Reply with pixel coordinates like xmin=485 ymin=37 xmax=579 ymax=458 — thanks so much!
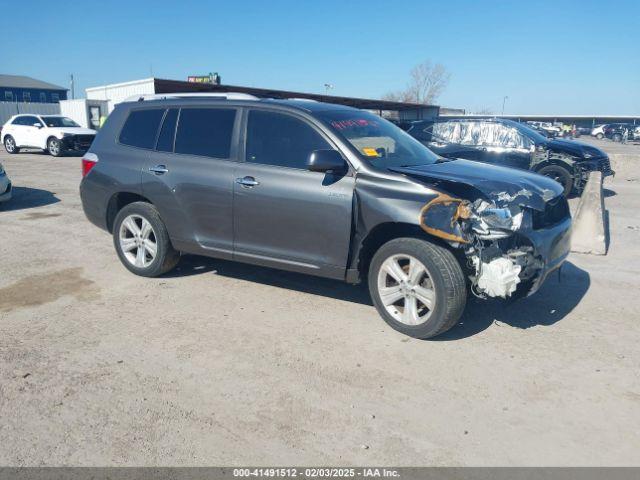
xmin=80 ymin=94 xmax=572 ymax=339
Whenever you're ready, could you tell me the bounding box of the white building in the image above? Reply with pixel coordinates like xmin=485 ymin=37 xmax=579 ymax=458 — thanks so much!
xmin=59 ymin=98 xmax=109 ymax=130
xmin=85 ymin=78 xmax=156 ymax=113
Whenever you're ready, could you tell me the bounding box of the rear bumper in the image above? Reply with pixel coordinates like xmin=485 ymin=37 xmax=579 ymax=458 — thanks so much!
xmin=525 ymin=216 xmax=572 ymax=296
xmin=79 ymin=177 xmax=109 ymax=231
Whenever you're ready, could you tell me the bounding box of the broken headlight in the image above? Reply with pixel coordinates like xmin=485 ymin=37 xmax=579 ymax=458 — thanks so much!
xmin=480 ymin=208 xmax=513 ymax=228
xmin=470 ymin=203 xmax=523 ymax=239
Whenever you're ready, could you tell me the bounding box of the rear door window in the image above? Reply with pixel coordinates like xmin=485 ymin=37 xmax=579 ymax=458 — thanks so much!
xmin=14 ymin=116 xmax=40 ymax=126
xmin=174 ymin=108 xmax=236 ymax=158
xmin=119 ymin=109 xmax=165 ymax=149
xmin=155 ymin=108 xmax=179 ymax=152
xmin=246 ymin=110 xmax=331 ymax=169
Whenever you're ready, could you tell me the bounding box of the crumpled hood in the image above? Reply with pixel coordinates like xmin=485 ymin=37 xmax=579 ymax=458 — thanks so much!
xmin=390 ymin=159 xmax=563 ymax=211
xmin=54 ymin=127 xmax=97 ymax=135
xmin=546 ymin=138 xmax=606 ymax=159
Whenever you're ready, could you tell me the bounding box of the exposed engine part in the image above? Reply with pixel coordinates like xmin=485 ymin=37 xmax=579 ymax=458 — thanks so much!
xmin=419 ymin=188 xmax=550 ymax=299
xmin=471 ymin=256 xmax=521 ymax=298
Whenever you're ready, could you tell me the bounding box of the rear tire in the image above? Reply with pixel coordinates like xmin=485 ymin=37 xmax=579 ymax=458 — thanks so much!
xmin=4 ymin=136 xmax=19 ymax=154
xmin=537 ymin=164 xmax=573 ymax=197
xmin=112 ymin=202 xmax=179 ymax=277
xmin=596 ymin=133 xmax=604 ymax=140
xmin=47 ymin=137 xmax=64 ymax=157
xmin=613 ymin=133 xmax=622 ymax=143
xmin=368 ymin=237 xmax=467 ymax=339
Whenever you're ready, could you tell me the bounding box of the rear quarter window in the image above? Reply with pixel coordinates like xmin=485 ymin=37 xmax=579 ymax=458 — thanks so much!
xmin=119 ymin=109 xmax=165 ymax=149
xmin=174 ymin=108 xmax=236 ymax=158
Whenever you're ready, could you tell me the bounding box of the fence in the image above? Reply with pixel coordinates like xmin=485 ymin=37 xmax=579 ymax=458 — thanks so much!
xmin=0 ymin=101 xmax=61 ymax=126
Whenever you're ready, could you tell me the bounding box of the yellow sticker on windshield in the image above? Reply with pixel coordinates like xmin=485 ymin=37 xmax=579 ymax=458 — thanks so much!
xmin=362 ymin=148 xmax=379 ymax=157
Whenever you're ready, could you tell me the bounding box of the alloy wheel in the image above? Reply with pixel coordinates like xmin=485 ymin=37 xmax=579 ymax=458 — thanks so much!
xmin=118 ymin=214 xmax=158 ymax=268
xmin=377 ymin=254 xmax=436 ymax=326
xmin=48 ymin=139 xmax=60 ymax=156
xmin=5 ymin=137 xmax=15 ymax=153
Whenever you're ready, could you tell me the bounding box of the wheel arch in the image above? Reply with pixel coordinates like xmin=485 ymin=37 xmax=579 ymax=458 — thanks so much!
xmin=106 ymin=192 xmax=153 ymax=233
xmin=532 ymin=155 xmax=576 ymax=174
xmin=354 ymin=222 xmax=464 ymax=280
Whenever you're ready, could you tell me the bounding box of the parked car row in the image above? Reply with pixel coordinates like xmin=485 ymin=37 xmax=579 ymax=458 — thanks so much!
xmin=591 ymin=123 xmax=639 ymax=141
xmin=4 ymin=97 xmax=616 ymax=339
xmin=604 ymin=123 xmax=640 ymax=142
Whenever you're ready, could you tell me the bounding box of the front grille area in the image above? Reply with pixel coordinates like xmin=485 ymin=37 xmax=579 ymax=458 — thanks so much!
xmin=532 ymin=196 xmax=570 ymax=230
xmin=597 ymin=157 xmax=612 ymax=175
xmin=74 ymin=134 xmax=95 ymax=145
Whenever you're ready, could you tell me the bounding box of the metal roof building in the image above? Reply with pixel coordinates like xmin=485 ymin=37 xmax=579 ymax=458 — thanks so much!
xmin=86 ymin=77 xmax=440 ymax=120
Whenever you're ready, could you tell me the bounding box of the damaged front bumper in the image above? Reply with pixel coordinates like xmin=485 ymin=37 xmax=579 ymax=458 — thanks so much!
xmin=517 ymin=215 xmax=571 ymax=296
xmin=575 ymin=157 xmax=615 ymax=189
xmin=419 ymin=190 xmax=571 ymax=300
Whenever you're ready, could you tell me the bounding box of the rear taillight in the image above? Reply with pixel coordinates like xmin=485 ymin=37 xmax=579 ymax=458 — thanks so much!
xmin=82 ymin=152 xmax=98 ymax=177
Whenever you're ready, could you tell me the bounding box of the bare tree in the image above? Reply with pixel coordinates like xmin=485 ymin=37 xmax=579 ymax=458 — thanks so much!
xmin=383 ymin=60 xmax=451 ymax=105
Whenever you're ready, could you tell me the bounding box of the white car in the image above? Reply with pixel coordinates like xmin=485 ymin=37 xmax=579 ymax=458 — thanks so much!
xmin=1 ymin=114 xmax=96 ymax=157
xmin=591 ymin=124 xmax=607 ymax=139
xmin=527 ymin=121 xmax=562 ymax=137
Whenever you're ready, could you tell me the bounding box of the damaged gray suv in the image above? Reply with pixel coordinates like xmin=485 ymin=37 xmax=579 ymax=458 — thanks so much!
xmin=80 ymin=94 xmax=571 ymax=339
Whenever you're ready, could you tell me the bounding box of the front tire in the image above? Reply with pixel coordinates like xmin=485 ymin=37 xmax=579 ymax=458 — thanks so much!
xmin=47 ymin=137 xmax=64 ymax=157
xmin=368 ymin=237 xmax=467 ymax=339
xmin=537 ymin=164 xmax=574 ymax=197
xmin=4 ymin=136 xmax=19 ymax=154
xmin=113 ymin=202 xmax=179 ymax=277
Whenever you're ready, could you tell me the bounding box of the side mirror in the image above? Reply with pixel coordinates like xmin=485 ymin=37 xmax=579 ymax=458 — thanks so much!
xmin=33 ymin=123 xmax=42 ymax=128
xmin=307 ymin=149 xmax=346 ymax=173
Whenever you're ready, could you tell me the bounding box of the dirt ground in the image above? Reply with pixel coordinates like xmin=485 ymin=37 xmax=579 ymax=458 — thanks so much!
xmin=0 ymin=138 xmax=639 ymax=466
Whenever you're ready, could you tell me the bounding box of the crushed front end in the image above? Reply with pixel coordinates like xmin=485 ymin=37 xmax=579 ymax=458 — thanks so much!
xmin=419 ymin=187 xmax=571 ymax=299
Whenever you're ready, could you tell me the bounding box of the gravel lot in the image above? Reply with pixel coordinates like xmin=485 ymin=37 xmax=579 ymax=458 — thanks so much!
xmin=1 ymin=139 xmax=639 ymax=466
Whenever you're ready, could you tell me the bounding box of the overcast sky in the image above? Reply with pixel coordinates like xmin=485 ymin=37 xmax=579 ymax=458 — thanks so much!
xmin=3 ymin=0 xmax=638 ymax=114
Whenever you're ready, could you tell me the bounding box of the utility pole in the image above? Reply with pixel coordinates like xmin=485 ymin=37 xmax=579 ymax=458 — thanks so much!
xmin=70 ymin=74 xmax=75 ymax=100
xmin=501 ymin=96 xmax=509 ymax=116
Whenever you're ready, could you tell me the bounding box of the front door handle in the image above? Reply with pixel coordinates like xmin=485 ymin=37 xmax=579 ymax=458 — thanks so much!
xmin=236 ymin=176 xmax=259 ymax=187
xmin=149 ymin=165 xmax=169 ymax=175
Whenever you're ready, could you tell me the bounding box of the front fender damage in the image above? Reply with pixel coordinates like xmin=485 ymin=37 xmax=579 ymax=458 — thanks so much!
xmin=419 ymin=189 xmax=544 ymax=299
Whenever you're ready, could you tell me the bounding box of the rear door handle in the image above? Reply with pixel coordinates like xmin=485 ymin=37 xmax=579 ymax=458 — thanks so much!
xmin=149 ymin=165 xmax=169 ymax=175
xmin=236 ymin=176 xmax=259 ymax=187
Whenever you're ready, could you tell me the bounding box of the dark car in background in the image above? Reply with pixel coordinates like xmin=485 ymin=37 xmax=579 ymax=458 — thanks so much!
xmin=407 ymin=117 xmax=613 ymax=196
xmin=80 ymin=94 xmax=572 ymax=339
xmin=604 ymin=123 xmax=639 ymax=142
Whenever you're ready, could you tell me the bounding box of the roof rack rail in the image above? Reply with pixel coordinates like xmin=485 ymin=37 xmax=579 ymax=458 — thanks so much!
xmin=124 ymin=92 xmax=260 ymax=102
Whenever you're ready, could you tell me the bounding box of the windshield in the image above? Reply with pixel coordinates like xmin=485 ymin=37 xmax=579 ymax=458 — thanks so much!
xmin=42 ymin=116 xmax=80 ymax=128
xmin=318 ymin=111 xmax=439 ymax=168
